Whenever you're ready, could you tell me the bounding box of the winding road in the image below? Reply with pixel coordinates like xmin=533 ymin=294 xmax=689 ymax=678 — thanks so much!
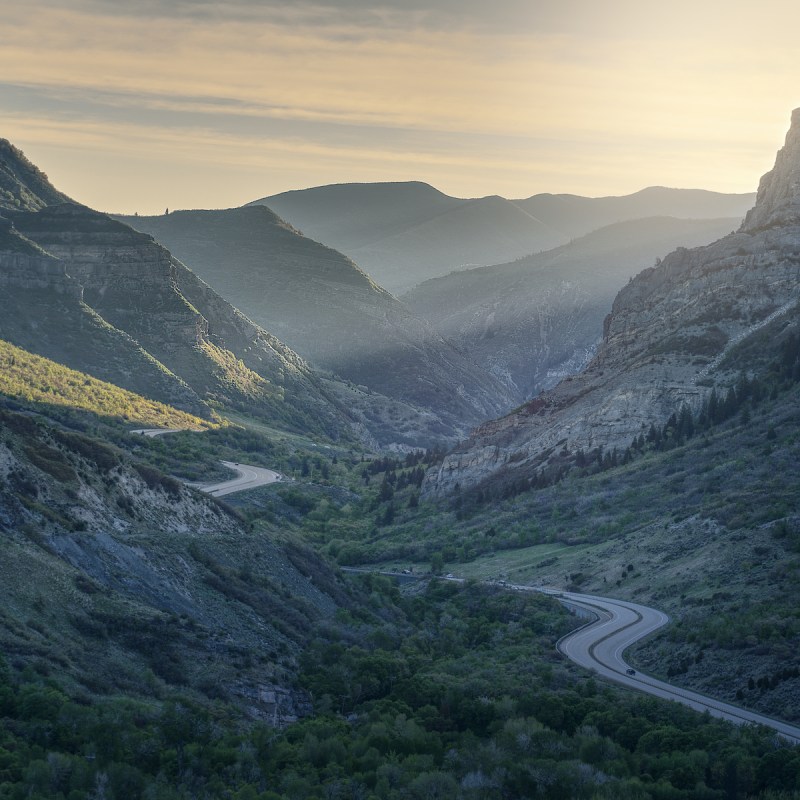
xmin=130 ymin=428 xmax=283 ymax=496
xmin=130 ymin=427 xmax=799 ymax=740
xmin=192 ymin=461 xmax=282 ymax=497
xmin=527 ymin=587 xmax=800 ymax=743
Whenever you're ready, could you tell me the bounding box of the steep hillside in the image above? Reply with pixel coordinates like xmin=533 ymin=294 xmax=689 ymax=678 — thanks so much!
xmin=0 ymin=201 xmax=355 ymax=438
xmin=120 ymin=206 xmax=517 ymax=444
xmin=425 ymin=108 xmax=800 ymax=497
xmin=0 ymin=138 xmax=72 ymax=212
xmin=0 ymin=402 xmax=353 ymax=721
xmin=170 ymin=264 xmax=352 ymax=437
xmin=404 ymin=216 xmax=740 ymax=400
xmin=0 ymin=143 xmax=364 ymax=439
xmin=253 ymin=181 xmax=754 ymax=293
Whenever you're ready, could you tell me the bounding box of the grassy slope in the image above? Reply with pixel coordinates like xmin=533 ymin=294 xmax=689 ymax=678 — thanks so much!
xmin=0 ymin=402 xmax=359 ymax=712
xmin=0 ymin=338 xmax=209 ymax=430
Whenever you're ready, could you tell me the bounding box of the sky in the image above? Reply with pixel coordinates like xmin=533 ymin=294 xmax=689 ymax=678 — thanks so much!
xmin=2 ymin=0 xmax=799 ymax=214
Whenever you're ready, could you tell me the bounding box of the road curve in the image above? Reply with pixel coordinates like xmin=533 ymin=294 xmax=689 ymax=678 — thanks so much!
xmin=128 ymin=429 xmax=283 ymax=497
xmin=192 ymin=461 xmax=282 ymax=497
xmin=527 ymin=587 xmax=800 ymax=744
xmin=130 ymin=427 xmax=187 ymax=438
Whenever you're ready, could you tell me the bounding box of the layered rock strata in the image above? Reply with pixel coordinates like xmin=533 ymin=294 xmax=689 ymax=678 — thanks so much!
xmin=425 ymin=109 xmax=800 ymax=496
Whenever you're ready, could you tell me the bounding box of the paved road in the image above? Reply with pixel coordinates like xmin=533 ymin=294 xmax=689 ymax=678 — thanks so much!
xmin=130 ymin=427 xmax=187 ymax=437
xmin=129 ymin=429 xmax=282 ymax=497
xmin=192 ymin=461 xmax=282 ymax=497
xmin=527 ymin=587 xmax=800 ymax=743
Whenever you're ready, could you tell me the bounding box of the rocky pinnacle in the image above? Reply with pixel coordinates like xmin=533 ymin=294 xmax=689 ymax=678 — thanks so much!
xmin=424 ymin=108 xmax=800 ymax=498
xmin=741 ymin=107 xmax=800 ymax=232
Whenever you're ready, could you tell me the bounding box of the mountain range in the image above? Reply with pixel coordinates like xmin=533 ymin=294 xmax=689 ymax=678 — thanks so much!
xmin=424 ymin=108 xmax=800 ymax=497
xmin=2 ymin=108 xmax=800 ymax=799
xmin=255 ymin=181 xmax=755 ymax=293
xmin=117 ymin=206 xmax=518 ymax=445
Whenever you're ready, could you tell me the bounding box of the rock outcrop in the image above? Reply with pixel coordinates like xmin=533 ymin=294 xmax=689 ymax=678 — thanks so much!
xmin=742 ymin=108 xmax=800 ymax=232
xmin=403 ymin=216 xmax=741 ymax=401
xmin=424 ymin=108 xmax=800 ymax=497
xmin=0 ymin=138 xmax=72 ymax=212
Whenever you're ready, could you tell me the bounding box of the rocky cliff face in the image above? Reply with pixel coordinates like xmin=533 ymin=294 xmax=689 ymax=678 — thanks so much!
xmin=742 ymin=108 xmax=800 ymax=232
xmin=425 ymin=109 xmax=800 ymax=497
xmin=0 ymin=233 xmax=80 ymax=296
xmin=0 ymin=214 xmax=206 ymax=414
xmin=404 ymin=216 xmax=740 ymax=402
xmin=13 ymin=205 xmax=223 ymax=393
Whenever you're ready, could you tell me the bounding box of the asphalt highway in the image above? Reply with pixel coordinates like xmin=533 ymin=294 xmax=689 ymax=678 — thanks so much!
xmin=192 ymin=461 xmax=282 ymax=497
xmin=129 ymin=429 xmax=282 ymax=496
xmin=522 ymin=587 xmax=800 ymax=743
xmin=130 ymin=427 xmax=186 ymax=437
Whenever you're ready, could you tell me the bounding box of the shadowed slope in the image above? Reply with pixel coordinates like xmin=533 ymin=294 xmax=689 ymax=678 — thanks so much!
xmin=122 ymin=206 xmax=517 ymax=440
xmin=404 ymin=216 xmax=741 ymax=400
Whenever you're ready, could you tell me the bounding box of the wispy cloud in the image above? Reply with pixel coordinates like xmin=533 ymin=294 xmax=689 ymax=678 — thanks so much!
xmin=2 ymin=0 xmax=798 ymax=211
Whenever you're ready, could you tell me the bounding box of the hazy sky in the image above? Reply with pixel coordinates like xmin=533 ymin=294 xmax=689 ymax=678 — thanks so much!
xmin=3 ymin=0 xmax=799 ymax=213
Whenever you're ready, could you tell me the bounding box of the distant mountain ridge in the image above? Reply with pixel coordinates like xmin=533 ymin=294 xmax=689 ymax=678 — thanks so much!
xmin=424 ymin=109 xmax=800 ymax=497
xmin=403 ymin=215 xmax=742 ymax=401
xmin=515 ymin=186 xmax=756 ymax=239
xmin=252 ymin=182 xmax=755 ymax=293
xmin=119 ymin=206 xmax=518 ymax=445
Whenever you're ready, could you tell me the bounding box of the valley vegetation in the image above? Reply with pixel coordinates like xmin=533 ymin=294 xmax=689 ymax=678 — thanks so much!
xmin=2 ymin=122 xmax=800 ymax=800
xmin=1 ymin=581 xmax=799 ymax=799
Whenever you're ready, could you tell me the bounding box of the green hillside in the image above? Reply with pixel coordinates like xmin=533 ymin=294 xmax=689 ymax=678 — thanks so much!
xmin=0 ymin=339 xmax=209 ymax=430
xmin=312 ymin=323 xmax=800 ymax=723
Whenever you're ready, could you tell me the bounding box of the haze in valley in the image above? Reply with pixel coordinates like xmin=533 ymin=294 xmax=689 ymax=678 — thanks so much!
xmin=3 ymin=2 xmax=800 ymax=797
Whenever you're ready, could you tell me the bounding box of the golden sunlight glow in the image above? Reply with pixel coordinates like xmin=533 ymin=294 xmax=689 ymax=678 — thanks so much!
xmin=3 ymin=1 xmax=798 ymax=212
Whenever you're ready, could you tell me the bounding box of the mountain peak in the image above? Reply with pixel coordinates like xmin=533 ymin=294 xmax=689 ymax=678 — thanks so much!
xmin=741 ymin=108 xmax=800 ymax=232
xmin=0 ymin=139 xmax=73 ymax=211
